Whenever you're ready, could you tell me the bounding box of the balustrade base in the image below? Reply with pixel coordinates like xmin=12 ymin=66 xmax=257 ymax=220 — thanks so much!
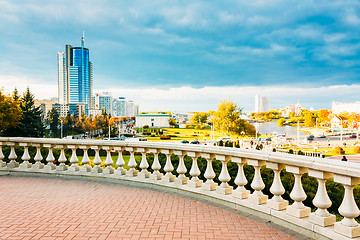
xmin=103 ymin=167 xmax=114 ymax=174
xmin=187 ymin=179 xmax=203 ymax=188
xmin=175 ymin=176 xmax=188 ymax=185
xmin=138 ymin=171 xmax=150 ymax=179
xmin=91 ymin=166 xmax=103 ymax=174
xmin=56 ymin=164 xmax=68 ymax=171
xmin=267 ymin=199 xmax=289 ymax=211
xmin=248 ymin=194 xmax=268 ymax=205
xmin=202 ymin=181 xmax=217 ymax=191
xmin=162 ymin=174 xmax=176 ymax=183
xmin=19 ymin=162 xmax=32 ymax=169
xmin=309 ymin=212 xmax=336 ymax=227
xmin=150 ymin=172 xmax=163 ymax=180
xmin=216 ymin=186 xmax=233 ymax=195
xmin=334 ymin=222 xmax=360 ymax=238
xmin=80 ymin=165 xmax=92 ymax=173
xmin=32 ymin=162 xmax=44 ymax=170
xmin=286 ymin=205 xmax=310 ymax=218
xmin=114 ymin=168 xmax=126 ymax=175
xmin=68 ymin=165 xmax=80 ymax=172
xmin=7 ymin=160 xmax=19 ymax=169
xmin=43 ymin=163 xmax=56 ymax=171
xmin=0 ymin=161 xmax=7 ymax=168
xmin=233 ymin=189 xmax=250 ymax=199
xmin=126 ymin=169 xmax=138 ymax=177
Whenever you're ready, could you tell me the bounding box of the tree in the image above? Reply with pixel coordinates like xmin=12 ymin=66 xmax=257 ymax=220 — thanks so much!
xmin=213 ymin=100 xmax=241 ymax=134
xmin=169 ymin=118 xmax=177 ymax=128
xmin=48 ymin=108 xmax=60 ymax=138
xmin=304 ymin=112 xmax=315 ymax=127
xmin=2 ymin=88 xmax=44 ymax=137
xmin=0 ymin=90 xmax=22 ymax=134
xmin=190 ymin=112 xmax=209 ymax=125
xmin=277 ymin=118 xmax=286 ymax=126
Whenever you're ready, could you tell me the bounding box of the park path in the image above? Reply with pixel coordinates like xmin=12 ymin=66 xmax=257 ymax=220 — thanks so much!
xmin=0 ymin=176 xmax=300 ymax=240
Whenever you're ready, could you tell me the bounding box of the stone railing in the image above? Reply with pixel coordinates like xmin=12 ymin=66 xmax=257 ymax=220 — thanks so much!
xmin=0 ymin=137 xmax=359 ymax=240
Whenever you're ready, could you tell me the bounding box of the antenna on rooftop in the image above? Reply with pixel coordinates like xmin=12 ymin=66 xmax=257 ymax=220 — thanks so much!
xmin=81 ymin=31 xmax=85 ymax=48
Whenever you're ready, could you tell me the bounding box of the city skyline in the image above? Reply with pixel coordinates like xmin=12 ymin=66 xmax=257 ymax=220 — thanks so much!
xmin=1 ymin=0 xmax=360 ymax=111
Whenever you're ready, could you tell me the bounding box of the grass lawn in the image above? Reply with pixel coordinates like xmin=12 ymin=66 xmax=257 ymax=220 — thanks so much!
xmin=141 ymin=127 xmax=259 ymax=142
xmin=76 ymin=155 xmax=142 ymax=169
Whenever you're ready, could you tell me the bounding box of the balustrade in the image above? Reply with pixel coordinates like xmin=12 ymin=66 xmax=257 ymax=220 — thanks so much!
xmin=0 ymin=137 xmax=359 ymax=240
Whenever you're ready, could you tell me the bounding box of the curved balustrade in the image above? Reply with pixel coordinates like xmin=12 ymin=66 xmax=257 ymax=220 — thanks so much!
xmin=0 ymin=137 xmax=359 ymax=239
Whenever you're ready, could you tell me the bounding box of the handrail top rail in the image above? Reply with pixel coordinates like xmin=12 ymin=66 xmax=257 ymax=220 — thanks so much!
xmin=1 ymin=137 xmax=359 ymax=178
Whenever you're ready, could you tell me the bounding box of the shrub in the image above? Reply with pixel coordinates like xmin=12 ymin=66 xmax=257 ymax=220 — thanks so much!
xmin=194 ymin=125 xmax=200 ymax=129
xmin=204 ymin=133 xmax=210 ymax=137
xmin=333 ymin=147 xmax=345 ymax=155
xmin=218 ymin=140 xmax=224 ymax=146
xmin=185 ymin=124 xmax=193 ymax=129
xmin=160 ymin=135 xmax=171 ymax=140
xmin=298 ymin=150 xmax=304 ymax=155
xmin=143 ymin=125 xmax=149 ymax=129
xmin=272 ymin=148 xmax=276 ymax=152
xmin=200 ymin=125 xmax=206 ymax=130
xmin=288 ymin=149 xmax=294 ymax=154
xmin=354 ymin=146 xmax=360 ymax=154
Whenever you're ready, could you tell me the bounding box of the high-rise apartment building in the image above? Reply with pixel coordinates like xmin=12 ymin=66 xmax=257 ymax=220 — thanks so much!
xmin=113 ymin=97 xmax=139 ymax=117
xmin=93 ymin=92 xmax=113 ymax=115
xmin=254 ymin=94 xmax=270 ymax=113
xmin=58 ymin=35 xmax=93 ymax=114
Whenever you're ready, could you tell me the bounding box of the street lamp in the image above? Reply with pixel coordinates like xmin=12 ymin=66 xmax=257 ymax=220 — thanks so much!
xmin=61 ymin=119 xmax=63 ymax=139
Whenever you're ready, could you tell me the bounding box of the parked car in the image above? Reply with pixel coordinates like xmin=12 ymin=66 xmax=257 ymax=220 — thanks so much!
xmin=349 ymin=134 xmax=358 ymax=138
xmin=181 ymin=140 xmax=189 ymax=143
xmin=306 ymin=135 xmax=314 ymax=140
xmin=190 ymin=140 xmax=200 ymax=144
xmin=317 ymin=135 xmax=326 ymax=138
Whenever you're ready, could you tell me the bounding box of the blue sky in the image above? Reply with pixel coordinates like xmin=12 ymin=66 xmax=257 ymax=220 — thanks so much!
xmin=1 ymin=0 xmax=360 ymax=112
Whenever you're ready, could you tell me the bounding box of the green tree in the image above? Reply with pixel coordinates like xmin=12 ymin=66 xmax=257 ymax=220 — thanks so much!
xmin=169 ymin=118 xmax=177 ymax=128
xmin=0 ymin=90 xmax=22 ymax=134
xmin=2 ymin=88 xmax=44 ymax=137
xmin=48 ymin=108 xmax=60 ymax=138
xmin=304 ymin=112 xmax=316 ymax=127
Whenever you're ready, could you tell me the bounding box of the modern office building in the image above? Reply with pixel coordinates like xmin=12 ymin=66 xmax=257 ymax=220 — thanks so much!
xmin=57 ymin=34 xmax=93 ymax=114
xmin=92 ymin=92 xmax=113 ymax=115
xmin=113 ymin=97 xmax=139 ymax=117
xmin=254 ymin=94 xmax=270 ymax=113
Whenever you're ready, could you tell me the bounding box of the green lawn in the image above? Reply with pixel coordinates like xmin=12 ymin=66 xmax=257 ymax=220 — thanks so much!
xmin=76 ymin=155 xmax=142 ymax=169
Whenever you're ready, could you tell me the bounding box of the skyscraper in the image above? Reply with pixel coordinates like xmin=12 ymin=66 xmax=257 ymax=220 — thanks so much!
xmin=58 ymin=34 xmax=93 ymax=113
xmin=254 ymin=94 xmax=270 ymax=113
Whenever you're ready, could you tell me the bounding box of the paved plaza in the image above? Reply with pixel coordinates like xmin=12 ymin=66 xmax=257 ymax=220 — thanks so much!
xmin=0 ymin=176 xmax=300 ymax=240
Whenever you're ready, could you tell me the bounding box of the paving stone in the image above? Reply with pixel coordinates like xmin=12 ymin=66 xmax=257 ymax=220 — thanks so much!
xmin=0 ymin=176 xmax=297 ymax=240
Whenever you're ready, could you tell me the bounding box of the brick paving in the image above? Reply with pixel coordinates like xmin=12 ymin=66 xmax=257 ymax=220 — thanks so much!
xmin=0 ymin=176 xmax=298 ymax=240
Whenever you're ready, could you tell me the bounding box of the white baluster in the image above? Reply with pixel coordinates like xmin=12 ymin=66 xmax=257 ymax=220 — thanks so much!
xmin=68 ymin=145 xmax=79 ymax=172
xmin=248 ymin=159 xmax=268 ymax=204
xmin=126 ymin=147 xmax=138 ymax=177
xmin=232 ymin=157 xmax=250 ymax=199
xmin=0 ymin=143 xmax=6 ymax=168
xmin=138 ymin=148 xmax=150 ymax=178
xmin=7 ymin=142 xmax=18 ymax=169
xmin=102 ymin=146 xmax=114 ymax=174
xmin=32 ymin=144 xmax=44 ymax=170
xmin=187 ymin=152 xmax=202 ymax=188
xmin=19 ymin=143 xmax=32 ymax=169
xmin=175 ymin=150 xmax=188 ymax=185
xmin=286 ymin=166 xmax=310 ymax=218
xmin=308 ymin=170 xmax=335 ymax=227
xmin=334 ymin=175 xmax=360 ymax=238
xmin=56 ymin=145 xmax=68 ymax=171
xmin=149 ymin=149 xmax=162 ymax=180
xmin=114 ymin=147 xmax=126 ymax=175
xmin=216 ymin=155 xmax=233 ymax=195
xmin=202 ymin=153 xmax=217 ymax=191
xmin=43 ymin=144 xmax=56 ymax=171
xmin=162 ymin=149 xmax=175 ymax=183
xmin=267 ymin=162 xmax=288 ymax=210
xmin=91 ymin=146 xmax=103 ymax=173
xmin=79 ymin=146 xmax=91 ymax=172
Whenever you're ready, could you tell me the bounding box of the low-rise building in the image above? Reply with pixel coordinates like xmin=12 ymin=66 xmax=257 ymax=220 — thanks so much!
xmin=330 ymin=115 xmax=348 ymax=129
xmin=135 ymin=113 xmax=171 ymax=128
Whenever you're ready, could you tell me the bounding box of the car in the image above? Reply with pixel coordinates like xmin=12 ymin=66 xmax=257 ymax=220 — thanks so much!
xmin=181 ymin=140 xmax=189 ymax=144
xmin=317 ymin=135 xmax=326 ymax=138
xmin=306 ymin=135 xmax=314 ymax=140
xmin=265 ymin=137 xmax=272 ymax=141
xmin=190 ymin=140 xmax=200 ymax=144
xmin=349 ymin=134 xmax=358 ymax=138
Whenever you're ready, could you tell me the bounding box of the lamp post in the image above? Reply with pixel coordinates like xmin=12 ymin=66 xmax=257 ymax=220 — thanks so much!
xmin=61 ymin=119 xmax=63 ymax=139
xmin=297 ymin=119 xmax=300 ymax=145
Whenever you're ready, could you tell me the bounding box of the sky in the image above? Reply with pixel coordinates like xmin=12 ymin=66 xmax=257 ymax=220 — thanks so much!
xmin=1 ymin=0 xmax=360 ymax=112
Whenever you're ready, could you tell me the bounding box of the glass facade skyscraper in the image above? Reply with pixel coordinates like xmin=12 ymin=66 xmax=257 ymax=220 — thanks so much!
xmin=58 ymin=36 xmax=93 ymax=114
